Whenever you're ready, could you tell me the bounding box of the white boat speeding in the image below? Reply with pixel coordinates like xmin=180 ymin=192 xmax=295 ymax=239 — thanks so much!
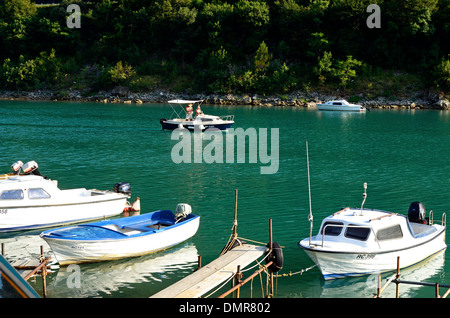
xmin=317 ymin=100 xmax=367 ymax=112
xmin=0 ymin=161 xmax=130 ymax=233
xmin=160 ymin=99 xmax=234 ymax=131
xmin=40 ymin=204 xmax=200 ymax=265
xmin=298 ymin=184 xmax=447 ymax=280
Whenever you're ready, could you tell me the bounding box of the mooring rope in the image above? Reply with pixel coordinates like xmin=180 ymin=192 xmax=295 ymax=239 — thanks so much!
xmin=274 ymin=264 xmax=317 ymax=277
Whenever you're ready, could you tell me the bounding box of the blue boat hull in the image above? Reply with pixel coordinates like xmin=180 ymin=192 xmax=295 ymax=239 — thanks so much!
xmin=40 ymin=210 xmax=200 ymax=265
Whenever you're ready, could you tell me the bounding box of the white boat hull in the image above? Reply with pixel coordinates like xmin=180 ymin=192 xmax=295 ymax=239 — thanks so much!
xmin=300 ymin=228 xmax=447 ymax=280
xmin=317 ymin=104 xmax=366 ymax=112
xmin=0 ymin=196 xmax=128 ymax=232
xmin=42 ymin=216 xmax=200 ymax=265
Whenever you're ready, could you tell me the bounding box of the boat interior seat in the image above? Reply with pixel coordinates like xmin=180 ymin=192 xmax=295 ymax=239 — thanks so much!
xmin=410 ymin=222 xmax=437 ymax=238
xmin=122 ymin=225 xmax=155 ymax=232
xmin=122 ymin=221 xmax=174 ymax=232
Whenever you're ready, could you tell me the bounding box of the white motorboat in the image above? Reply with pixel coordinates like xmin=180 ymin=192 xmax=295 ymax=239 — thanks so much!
xmin=317 ymin=100 xmax=367 ymax=112
xmin=160 ymin=99 xmax=234 ymax=131
xmin=40 ymin=204 xmax=200 ymax=265
xmin=0 ymin=161 xmax=131 ymax=233
xmin=298 ymin=184 xmax=447 ymax=280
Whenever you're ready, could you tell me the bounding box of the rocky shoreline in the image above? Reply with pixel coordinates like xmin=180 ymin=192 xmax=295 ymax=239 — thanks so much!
xmin=0 ymin=88 xmax=449 ymax=110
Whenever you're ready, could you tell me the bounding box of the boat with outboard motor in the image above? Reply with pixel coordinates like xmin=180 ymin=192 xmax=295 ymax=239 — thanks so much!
xmin=40 ymin=203 xmax=200 ymax=265
xmin=317 ymin=99 xmax=367 ymax=112
xmin=160 ymin=99 xmax=234 ymax=131
xmin=298 ymin=183 xmax=447 ymax=280
xmin=0 ymin=161 xmax=131 ymax=233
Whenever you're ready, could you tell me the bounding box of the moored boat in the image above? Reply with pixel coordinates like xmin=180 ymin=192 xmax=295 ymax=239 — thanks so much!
xmin=40 ymin=204 xmax=200 ymax=265
xmin=298 ymin=184 xmax=447 ymax=280
xmin=317 ymin=100 xmax=367 ymax=112
xmin=160 ymin=100 xmax=234 ymax=131
xmin=0 ymin=161 xmax=131 ymax=233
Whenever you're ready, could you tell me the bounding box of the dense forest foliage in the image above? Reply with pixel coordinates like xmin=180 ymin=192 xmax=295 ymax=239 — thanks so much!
xmin=0 ymin=0 xmax=449 ymax=97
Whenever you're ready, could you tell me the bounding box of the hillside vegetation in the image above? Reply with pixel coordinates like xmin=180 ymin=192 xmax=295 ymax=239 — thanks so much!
xmin=0 ymin=0 xmax=449 ymax=99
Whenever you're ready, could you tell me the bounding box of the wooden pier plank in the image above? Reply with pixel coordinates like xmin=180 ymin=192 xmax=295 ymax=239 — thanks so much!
xmin=151 ymin=244 xmax=267 ymax=298
xmin=11 ymin=259 xmax=39 ymax=279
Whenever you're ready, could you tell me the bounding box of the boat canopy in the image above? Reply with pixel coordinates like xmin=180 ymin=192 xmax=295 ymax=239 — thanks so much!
xmin=166 ymin=100 xmax=204 ymax=120
xmin=168 ymin=99 xmax=203 ymax=104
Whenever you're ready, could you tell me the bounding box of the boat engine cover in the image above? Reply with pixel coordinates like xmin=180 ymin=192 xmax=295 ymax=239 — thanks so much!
xmin=23 ymin=161 xmax=38 ymax=174
xmin=408 ymin=202 xmax=426 ymax=224
xmin=113 ymin=182 xmax=131 ymax=195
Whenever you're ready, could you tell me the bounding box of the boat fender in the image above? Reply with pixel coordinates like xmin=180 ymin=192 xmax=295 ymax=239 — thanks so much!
xmin=265 ymin=242 xmax=283 ymax=273
xmin=123 ymin=197 xmax=140 ymax=213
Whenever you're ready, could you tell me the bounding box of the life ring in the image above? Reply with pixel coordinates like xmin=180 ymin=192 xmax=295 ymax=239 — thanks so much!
xmin=265 ymin=242 xmax=283 ymax=273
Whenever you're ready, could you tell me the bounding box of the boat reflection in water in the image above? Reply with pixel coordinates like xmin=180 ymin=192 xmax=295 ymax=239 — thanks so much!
xmin=320 ymin=250 xmax=446 ymax=298
xmin=46 ymin=243 xmax=199 ymax=298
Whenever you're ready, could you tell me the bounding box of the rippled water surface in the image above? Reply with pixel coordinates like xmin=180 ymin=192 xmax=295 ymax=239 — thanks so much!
xmin=1 ymin=100 xmax=449 ymax=298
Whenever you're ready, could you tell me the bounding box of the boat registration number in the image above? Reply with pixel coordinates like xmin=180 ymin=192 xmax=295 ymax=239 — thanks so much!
xmin=356 ymin=254 xmax=375 ymax=260
xmin=0 ymin=209 xmax=7 ymax=214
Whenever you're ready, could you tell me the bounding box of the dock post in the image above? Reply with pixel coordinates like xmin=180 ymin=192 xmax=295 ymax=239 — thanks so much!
xmin=220 ymin=189 xmax=240 ymax=256
xmin=376 ymin=275 xmax=381 ymax=298
xmin=235 ymin=265 xmax=242 ymax=298
xmin=232 ymin=189 xmax=238 ymax=238
xmin=395 ymin=256 xmax=400 ymax=298
xmin=40 ymin=246 xmax=47 ymax=298
xmin=268 ymin=218 xmax=274 ymax=297
xmin=197 ymin=255 xmax=202 ymax=270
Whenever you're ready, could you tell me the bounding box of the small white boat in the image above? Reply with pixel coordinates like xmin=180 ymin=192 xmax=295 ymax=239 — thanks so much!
xmin=298 ymin=184 xmax=447 ymax=280
xmin=40 ymin=204 xmax=200 ymax=265
xmin=160 ymin=99 xmax=234 ymax=131
xmin=0 ymin=161 xmax=130 ymax=233
xmin=317 ymin=100 xmax=367 ymax=112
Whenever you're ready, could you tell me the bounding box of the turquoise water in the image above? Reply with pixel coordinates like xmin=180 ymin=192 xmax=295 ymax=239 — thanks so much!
xmin=0 ymin=100 xmax=449 ymax=298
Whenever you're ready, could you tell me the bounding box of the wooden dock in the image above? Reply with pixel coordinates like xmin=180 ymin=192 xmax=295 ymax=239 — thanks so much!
xmin=2 ymin=244 xmax=52 ymax=298
xmin=151 ymin=244 xmax=268 ymax=298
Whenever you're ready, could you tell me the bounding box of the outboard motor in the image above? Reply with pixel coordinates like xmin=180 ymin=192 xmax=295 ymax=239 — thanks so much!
xmin=11 ymin=161 xmax=23 ymax=174
xmin=175 ymin=203 xmax=192 ymax=223
xmin=22 ymin=161 xmax=44 ymax=177
xmin=408 ymin=202 xmax=427 ymax=224
xmin=113 ymin=182 xmax=131 ymax=196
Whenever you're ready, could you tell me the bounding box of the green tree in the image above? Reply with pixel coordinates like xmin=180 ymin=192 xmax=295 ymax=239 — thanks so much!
xmin=106 ymin=61 xmax=136 ymax=85
xmin=306 ymin=32 xmax=329 ymax=59
xmin=332 ymin=55 xmax=363 ymax=87
xmin=254 ymin=41 xmax=272 ymax=74
xmin=314 ymin=51 xmax=333 ymax=84
xmin=435 ymin=57 xmax=450 ymax=91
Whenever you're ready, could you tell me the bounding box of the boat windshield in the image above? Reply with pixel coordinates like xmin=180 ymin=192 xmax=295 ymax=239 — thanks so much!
xmin=376 ymin=224 xmax=403 ymax=241
xmin=345 ymin=225 xmax=370 ymax=241
xmin=321 ymin=222 xmax=344 ymax=236
xmin=321 ymin=222 xmax=371 ymax=241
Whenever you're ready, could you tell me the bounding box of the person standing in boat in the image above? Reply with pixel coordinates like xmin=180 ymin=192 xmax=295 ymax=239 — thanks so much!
xmin=196 ymin=105 xmax=203 ymax=117
xmin=186 ymin=103 xmax=193 ymax=120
